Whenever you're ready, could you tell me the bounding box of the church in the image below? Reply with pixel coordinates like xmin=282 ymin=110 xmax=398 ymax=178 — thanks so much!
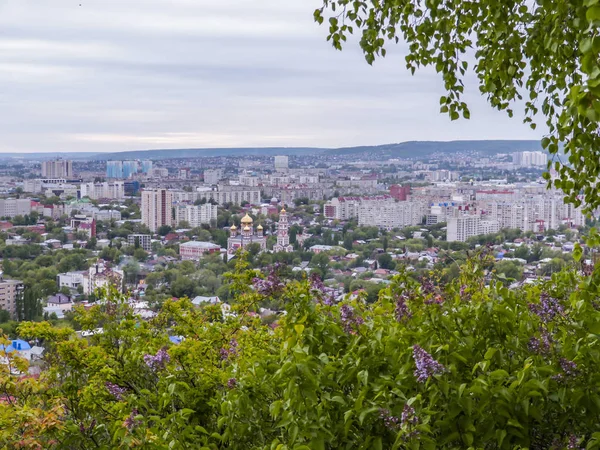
xmin=273 ymin=208 xmax=294 ymax=253
xmin=227 ymin=213 xmax=267 ymax=255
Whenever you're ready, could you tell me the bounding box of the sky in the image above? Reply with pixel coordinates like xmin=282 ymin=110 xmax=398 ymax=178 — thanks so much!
xmin=0 ymin=0 xmax=544 ymax=153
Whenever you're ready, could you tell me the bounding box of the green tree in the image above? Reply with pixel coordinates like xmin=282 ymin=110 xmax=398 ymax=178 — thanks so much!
xmin=377 ymin=252 xmax=395 ymax=270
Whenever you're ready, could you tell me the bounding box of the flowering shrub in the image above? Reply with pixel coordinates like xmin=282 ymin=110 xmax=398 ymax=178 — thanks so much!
xmin=3 ymin=255 xmax=600 ymax=448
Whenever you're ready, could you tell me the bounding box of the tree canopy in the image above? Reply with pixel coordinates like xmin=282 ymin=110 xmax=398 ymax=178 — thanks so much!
xmin=315 ymin=0 xmax=600 ymax=211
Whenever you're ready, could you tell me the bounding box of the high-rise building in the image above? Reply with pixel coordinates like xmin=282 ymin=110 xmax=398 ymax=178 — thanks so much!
xmin=274 ymin=155 xmax=289 ymax=171
xmin=141 ymin=189 xmax=174 ymax=233
xmin=512 ymin=151 xmax=547 ymax=167
xmin=390 ymin=184 xmax=410 ymax=201
xmin=122 ymin=161 xmax=139 ymax=179
xmin=204 ymin=169 xmax=224 ymax=185
xmin=106 ymin=161 xmax=123 ymax=178
xmin=447 ymin=213 xmax=500 ymax=242
xmin=41 ymin=159 xmax=73 ymax=178
xmin=0 ymin=279 xmax=24 ymax=320
xmin=273 ymin=208 xmax=293 ymax=252
xmin=141 ymin=160 xmax=153 ymax=174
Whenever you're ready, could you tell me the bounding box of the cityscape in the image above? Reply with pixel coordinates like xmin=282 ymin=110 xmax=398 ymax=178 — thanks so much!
xmin=3 ymin=0 xmax=600 ymax=447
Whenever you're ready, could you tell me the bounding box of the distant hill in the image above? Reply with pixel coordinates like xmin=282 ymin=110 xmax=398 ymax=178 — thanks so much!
xmin=326 ymin=140 xmax=543 ymax=158
xmin=0 ymin=140 xmax=544 ymax=161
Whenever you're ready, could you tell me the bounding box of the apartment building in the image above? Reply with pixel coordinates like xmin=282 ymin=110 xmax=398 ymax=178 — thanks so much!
xmin=127 ymin=234 xmax=152 ymax=252
xmin=179 ymin=241 xmax=221 ymax=261
xmin=447 ymin=213 xmax=500 ymax=242
xmin=42 ymin=159 xmax=73 ymax=178
xmin=80 ymin=181 xmax=125 ymax=200
xmin=324 ymin=195 xmax=395 ymax=221
xmin=141 ymin=189 xmax=174 ymax=233
xmin=0 ymin=279 xmax=24 ymax=320
xmin=358 ymin=201 xmax=425 ymax=229
xmin=204 ymin=169 xmax=225 ymax=185
xmin=174 ymin=203 xmax=218 ymax=227
xmin=0 ymin=199 xmax=32 ymax=219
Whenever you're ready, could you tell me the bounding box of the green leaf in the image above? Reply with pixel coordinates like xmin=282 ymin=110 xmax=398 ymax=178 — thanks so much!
xmin=587 ymin=5 xmax=600 ymax=22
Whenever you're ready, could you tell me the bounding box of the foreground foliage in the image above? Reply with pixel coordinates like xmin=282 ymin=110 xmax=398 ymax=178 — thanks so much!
xmin=2 ymin=253 xmax=600 ymax=449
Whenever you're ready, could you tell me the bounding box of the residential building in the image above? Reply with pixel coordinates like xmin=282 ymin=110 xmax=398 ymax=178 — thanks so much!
xmin=122 ymin=161 xmax=139 ymax=178
xmin=512 ymin=151 xmax=547 ymax=167
xmin=174 ymin=203 xmax=217 ymax=227
xmin=127 ymin=234 xmax=152 ymax=252
xmin=447 ymin=212 xmax=500 ymax=242
xmin=41 ymin=159 xmax=73 ymax=178
xmin=390 ymin=184 xmax=410 ymax=201
xmin=80 ymin=181 xmax=125 ymax=200
xmin=149 ymin=167 xmax=169 ymax=178
xmin=324 ymin=195 xmax=395 ymax=221
xmin=71 ymin=215 xmax=96 ymax=237
xmin=141 ymin=160 xmax=153 ymax=173
xmin=227 ymin=214 xmax=267 ymax=255
xmin=57 ymin=272 xmax=85 ymax=290
xmin=173 ymin=186 xmax=261 ymax=206
xmin=83 ymin=262 xmax=123 ymax=295
xmin=274 ymin=155 xmax=289 ymax=171
xmin=0 ymin=279 xmax=24 ymax=320
xmin=358 ymin=201 xmax=424 ymax=229
xmin=273 ymin=208 xmax=293 ymax=252
xmin=94 ymin=210 xmax=122 ymax=222
xmin=204 ymin=169 xmax=225 ymax=185
xmin=0 ymin=199 xmax=31 ymax=218
xmin=141 ymin=189 xmax=173 ymax=233
xmin=106 ymin=161 xmax=123 ymax=178
xmin=179 ymin=241 xmax=221 ymax=260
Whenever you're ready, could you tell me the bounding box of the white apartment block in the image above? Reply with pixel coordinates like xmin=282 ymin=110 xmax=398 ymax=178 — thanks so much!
xmin=0 ymin=199 xmax=32 ymax=218
xmin=174 ymin=203 xmax=218 ymax=227
xmin=358 ymin=201 xmax=424 ymax=229
xmin=324 ymin=195 xmax=395 ymax=221
xmin=447 ymin=214 xmax=500 ymax=242
xmin=141 ymin=189 xmax=174 ymax=233
xmin=80 ymin=181 xmax=125 ymax=200
xmin=172 ymin=186 xmax=260 ymax=206
xmin=512 ymin=151 xmax=547 ymax=167
xmin=204 ymin=169 xmax=225 ymax=185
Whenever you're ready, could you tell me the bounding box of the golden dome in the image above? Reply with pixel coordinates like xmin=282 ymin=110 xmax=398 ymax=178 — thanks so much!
xmin=241 ymin=213 xmax=253 ymax=224
xmin=280 ymin=207 xmax=286 ymax=213
xmin=257 ymin=224 xmax=263 ymax=230
xmin=243 ymin=226 xmax=251 ymax=232
xmin=230 ymin=224 xmax=237 ymax=230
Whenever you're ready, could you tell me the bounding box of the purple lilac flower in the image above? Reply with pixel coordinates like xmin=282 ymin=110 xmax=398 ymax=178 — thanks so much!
xmin=560 ymin=358 xmax=578 ymax=377
xmin=220 ymin=339 xmax=239 ymax=360
xmin=412 ymin=345 xmax=445 ymax=383
xmin=379 ymin=408 xmax=400 ymax=429
xmin=401 ymin=404 xmax=419 ymax=426
xmin=529 ymin=293 xmax=564 ymax=323
xmin=309 ymin=272 xmax=325 ymax=293
xmin=124 ymin=409 xmax=141 ymax=430
xmin=227 ymin=378 xmax=237 ymax=389
xmin=253 ymin=264 xmax=285 ymax=296
xmin=105 ymin=382 xmax=127 ymax=401
xmin=144 ymin=347 xmax=170 ymax=371
xmin=340 ymin=304 xmax=363 ymax=333
xmin=395 ymin=295 xmax=412 ymax=322
xmin=568 ymin=435 xmax=583 ymax=449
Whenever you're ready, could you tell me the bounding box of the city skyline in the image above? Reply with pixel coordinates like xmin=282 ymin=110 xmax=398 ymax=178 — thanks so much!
xmin=1 ymin=0 xmax=544 ymax=153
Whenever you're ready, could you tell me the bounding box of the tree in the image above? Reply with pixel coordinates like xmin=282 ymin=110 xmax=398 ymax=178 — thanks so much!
xmin=8 ymin=253 xmax=600 ymax=448
xmin=314 ymin=1 xmax=600 ymax=213
xmin=311 ymin=252 xmax=330 ymax=278
xmin=157 ymin=225 xmax=172 ymax=236
xmin=495 ymin=260 xmax=524 ymax=280
xmin=377 ymin=253 xmax=395 ymax=270
xmin=0 ymin=309 xmax=10 ymax=323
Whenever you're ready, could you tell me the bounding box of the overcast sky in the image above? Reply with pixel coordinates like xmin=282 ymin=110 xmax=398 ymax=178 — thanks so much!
xmin=0 ymin=0 xmax=543 ymax=153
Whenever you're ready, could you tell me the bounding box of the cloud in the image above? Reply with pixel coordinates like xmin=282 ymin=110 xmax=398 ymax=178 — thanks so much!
xmin=0 ymin=0 xmax=543 ymax=153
